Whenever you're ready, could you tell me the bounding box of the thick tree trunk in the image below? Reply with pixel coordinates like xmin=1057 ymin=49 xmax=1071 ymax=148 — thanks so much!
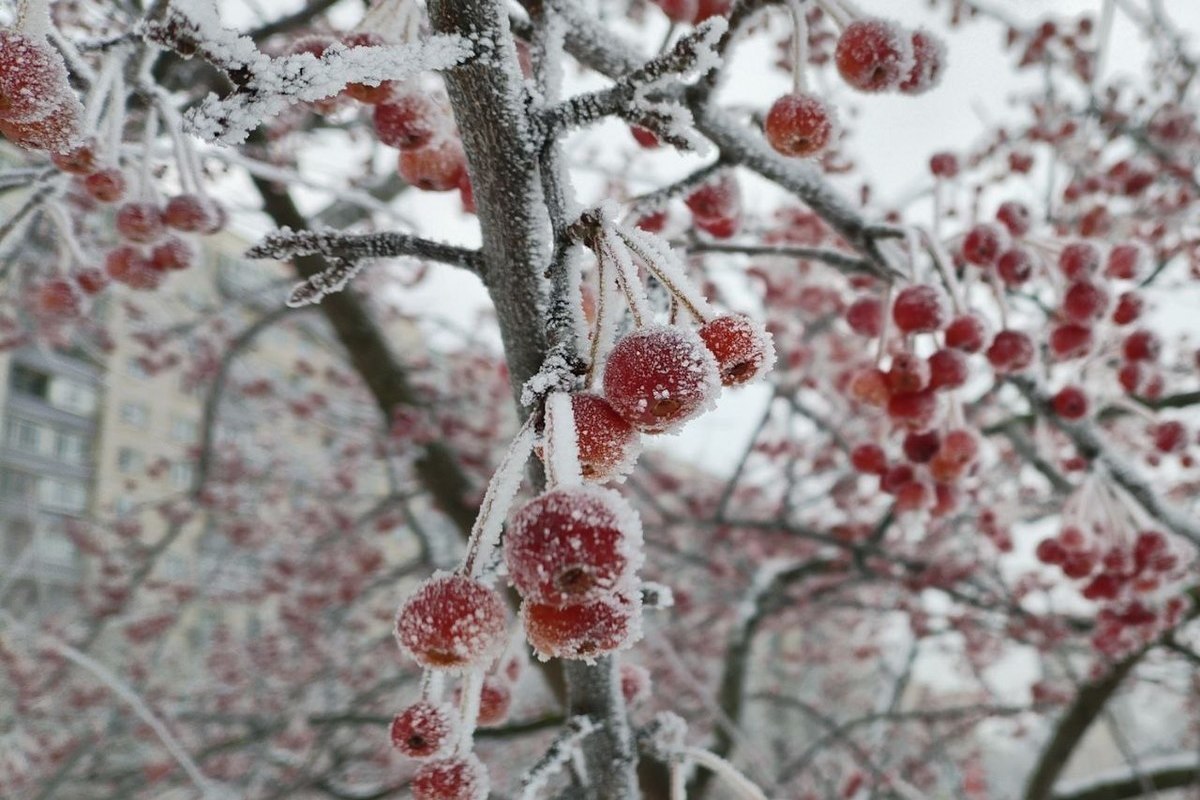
xmin=426 ymin=1 xmax=638 ymax=797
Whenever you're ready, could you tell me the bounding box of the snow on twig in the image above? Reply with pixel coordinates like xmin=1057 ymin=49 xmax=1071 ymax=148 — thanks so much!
xmin=518 ymin=715 xmax=599 ymax=800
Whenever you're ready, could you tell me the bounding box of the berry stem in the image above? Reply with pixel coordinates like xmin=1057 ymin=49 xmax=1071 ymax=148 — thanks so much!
xmin=138 ymin=108 xmax=159 ymax=199
xmin=921 ymin=228 xmax=965 ymax=315
xmin=813 ymin=0 xmax=851 ymax=30
xmin=543 ymin=392 xmax=583 ymax=488
xmin=875 ymin=282 xmax=892 ymax=367
xmin=44 ymin=201 xmax=89 ymax=266
xmin=585 ymin=246 xmax=611 ymax=389
xmin=600 ymin=226 xmax=651 ymax=327
xmin=82 ymin=49 xmax=123 ymax=136
xmin=421 ymin=669 xmax=446 ymax=703
xmin=459 ymin=415 xmax=536 ymax=578
xmin=456 ymin=667 xmax=484 ymax=753
xmin=786 ymin=0 xmax=810 ymax=94
xmin=679 ymin=746 xmax=768 ymax=800
xmin=615 ymin=224 xmax=714 ymax=323
xmin=14 ymin=0 xmax=51 ymax=37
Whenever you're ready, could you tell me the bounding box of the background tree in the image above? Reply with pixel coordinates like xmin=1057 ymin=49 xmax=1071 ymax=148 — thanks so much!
xmin=0 ymin=0 xmax=1198 ymax=799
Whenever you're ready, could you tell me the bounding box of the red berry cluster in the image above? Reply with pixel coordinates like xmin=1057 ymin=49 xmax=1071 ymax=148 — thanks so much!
xmin=835 ymin=19 xmax=944 ymax=95
xmin=652 ymin=0 xmax=732 ymax=25
xmin=684 ymin=171 xmax=742 ymax=239
xmin=0 ymin=29 xmax=82 ymax=154
xmin=1036 ymin=526 xmax=1188 ymax=655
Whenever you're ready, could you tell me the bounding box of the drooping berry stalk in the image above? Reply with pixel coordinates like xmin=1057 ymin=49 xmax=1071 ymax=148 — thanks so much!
xmin=615 ymin=223 xmax=714 ymax=323
xmin=597 ymin=219 xmax=653 ymax=328
xmin=459 ymin=415 xmax=536 ymax=578
xmin=785 ymin=0 xmax=809 ymax=93
xmin=542 ymin=392 xmax=583 ymax=488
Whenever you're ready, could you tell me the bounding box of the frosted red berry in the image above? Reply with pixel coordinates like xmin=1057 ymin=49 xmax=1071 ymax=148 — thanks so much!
xmin=986 ymin=330 xmax=1034 ymax=372
xmin=620 ymin=663 xmax=651 ymax=706
xmin=1058 ymin=242 xmax=1100 ymax=280
xmin=929 ymin=152 xmax=958 ymax=179
xmin=51 ymin=140 xmax=97 ymax=175
xmin=341 ymin=32 xmax=393 ymax=103
xmin=892 ymin=285 xmax=946 ymax=333
xmin=505 ymin=486 xmax=642 ymax=606
xmin=399 ymin=139 xmax=467 ymax=192
xmin=163 ymin=194 xmax=223 ymax=233
xmin=1105 ymin=243 xmax=1147 ymax=280
xmin=455 ymin=677 xmax=511 ymax=727
xmin=116 ymin=202 xmax=164 ymax=243
xmin=73 ymin=268 xmax=108 ymax=295
xmin=848 ymin=367 xmax=891 ymax=407
xmin=84 ymin=169 xmax=127 ymax=204
xmin=374 ymin=92 xmax=442 ymax=150
xmin=697 ymin=314 xmax=774 ymax=387
xmin=0 ymin=94 xmax=81 ymax=152
xmin=1123 ymin=329 xmax=1160 ymax=361
xmin=886 ymin=352 xmax=930 ymax=394
xmin=35 ymin=280 xmax=81 ymax=320
xmin=898 ymin=29 xmax=944 ymax=94
xmin=412 ymin=754 xmax=489 ymax=800
xmin=603 ymin=325 xmax=719 ymax=433
xmin=150 ymin=237 xmax=196 ymax=272
xmin=695 ymin=214 xmax=739 ymax=238
xmin=1052 ymin=386 xmax=1088 ymax=420
xmin=0 ymin=31 xmax=72 ymax=123
xmin=903 ymin=430 xmax=941 ymax=464
xmin=1153 ymin=421 xmax=1186 ymax=453
xmin=1048 ymin=323 xmax=1093 ymax=359
xmin=845 ymin=297 xmax=883 ymax=337
xmin=568 ymin=393 xmax=638 ymax=481
xmin=654 ymin=0 xmax=700 ymax=23
xmin=850 ymin=443 xmax=887 ymax=475
xmin=105 ymin=246 xmax=161 ymax=290
xmin=886 ymin=390 xmax=937 ymax=430
xmin=522 ymin=592 xmax=640 ymax=661
xmin=927 ymin=348 xmax=968 ymax=390
xmin=961 ymin=223 xmax=1008 ymax=266
xmin=1061 ymin=280 xmax=1109 ymax=323
xmin=1111 ymin=292 xmax=1142 ymax=326
xmin=834 ymin=19 xmax=913 ymax=93
xmin=390 ymin=702 xmax=459 ymax=759
xmin=764 ymin=92 xmax=835 ymax=158
xmin=685 ymin=173 xmax=740 ymax=223
xmin=945 ymin=314 xmax=986 ymax=352
xmin=995 ymin=201 xmax=1032 ymax=237
xmin=394 ymin=573 xmax=507 ymax=670
xmin=997 ymin=247 xmax=1034 ymax=286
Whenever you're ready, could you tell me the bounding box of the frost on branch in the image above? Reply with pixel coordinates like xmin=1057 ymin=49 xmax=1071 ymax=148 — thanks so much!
xmin=517 ymin=715 xmax=598 ymax=800
xmin=141 ymin=1 xmax=471 ymax=145
xmin=285 ymin=259 xmax=364 ymax=308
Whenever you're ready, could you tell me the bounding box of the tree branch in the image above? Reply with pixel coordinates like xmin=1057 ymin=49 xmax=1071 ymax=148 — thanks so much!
xmin=246 ymin=229 xmax=484 ymax=274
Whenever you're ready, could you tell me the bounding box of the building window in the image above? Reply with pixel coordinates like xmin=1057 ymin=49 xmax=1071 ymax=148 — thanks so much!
xmin=117 ymin=447 xmax=143 ymax=474
xmin=37 ymin=478 xmax=88 ymax=513
xmin=54 ymin=430 xmax=88 ymax=465
xmin=10 ymin=364 xmax=49 ymax=400
xmin=5 ymin=417 xmax=41 ymax=453
xmin=170 ymin=417 xmax=197 ymax=443
xmin=49 ymin=378 xmax=97 ymax=416
xmin=119 ymin=402 xmax=149 ymax=428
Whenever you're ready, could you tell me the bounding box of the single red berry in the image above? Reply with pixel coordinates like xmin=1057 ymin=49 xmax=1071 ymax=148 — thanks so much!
xmin=1105 ymin=243 xmax=1147 ymax=280
xmin=892 ymin=285 xmax=947 ymax=333
xmin=1111 ymin=292 xmax=1142 ymax=326
xmin=929 ymin=152 xmax=958 ymax=179
xmin=1062 ymin=551 xmax=1097 ymax=579
xmin=850 ymin=443 xmax=888 ymax=475
xmin=84 ymin=169 xmax=127 ymax=204
xmin=505 ymin=486 xmax=642 ymax=606
xmin=150 ymin=237 xmax=196 ymax=272
xmin=898 ymin=29 xmax=945 ymax=94
xmin=945 ymin=314 xmax=987 ymax=353
xmin=73 ymin=267 xmax=108 ymax=295
xmin=961 ymin=223 xmax=1009 ymax=266
xmin=764 ymin=92 xmax=835 ymax=157
xmin=1118 ymin=361 xmax=1143 ymax=394
xmin=0 ymin=31 xmax=72 ymax=123
xmin=894 ymin=480 xmax=929 ymax=512
xmin=374 ymin=92 xmax=443 ymax=150
xmin=630 ymin=125 xmax=660 ymax=148
xmin=880 ymin=464 xmax=914 ymax=494
xmin=685 ymin=173 xmax=740 ymax=222
xmin=394 ymin=573 xmax=507 ymax=670
xmin=694 ymin=0 xmax=733 ymax=22
xmin=636 ymin=211 xmax=667 ymax=233
xmin=1052 ymin=386 xmax=1088 ymax=420
xmin=163 ymin=194 xmax=224 ymax=233
xmin=603 ymin=325 xmax=720 ymax=433
xmin=845 ymin=296 xmax=884 ymax=337
xmin=412 ymin=754 xmax=489 ymax=800
xmin=390 ymin=702 xmax=459 ymax=759
xmin=887 ymin=390 xmax=937 ymax=430
xmin=1153 ymin=420 xmax=1187 ymax=453
xmin=995 ymin=201 xmax=1032 ymax=237
xmin=51 ymin=139 xmax=97 ymax=175
xmin=566 ymin=393 xmax=639 ymax=481
xmin=927 ymin=348 xmax=968 ymax=390
xmin=620 ymin=663 xmax=651 ymax=706
xmin=697 ymin=314 xmax=774 ymax=386
xmin=654 ymin=0 xmax=700 ymax=23
xmin=986 ymin=330 xmax=1034 ymax=372
xmin=1123 ymin=329 xmax=1161 ymax=361
xmin=34 ymin=279 xmax=81 ymax=320
xmin=996 ymin=247 xmax=1035 ymax=286
xmin=887 ymin=352 xmax=930 ymax=394
xmin=695 ymin=214 xmax=740 ymax=238
xmin=1048 ymin=323 xmax=1094 ymax=359
xmin=1058 ymin=242 xmax=1100 ymax=280
xmin=1036 ymin=538 xmax=1068 ymax=565
xmin=115 ymin=202 xmax=164 ymax=243
xmin=928 ymin=428 xmax=978 ymax=482
xmin=0 ymin=94 xmax=81 ymax=153
xmin=834 ymin=18 xmax=914 ymax=93
xmin=399 ymin=138 xmax=467 ymax=191
xmin=105 ymin=245 xmax=161 ymax=290
xmin=848 ymin=367 xmax=891 ymax=407
xmin=522 ymin=592 xmax=640 ymax=661
xmin=902 ymin=429 xmax=941 ymax=463
xmin=1061 ymin=280 xmax=1109 ymax=323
